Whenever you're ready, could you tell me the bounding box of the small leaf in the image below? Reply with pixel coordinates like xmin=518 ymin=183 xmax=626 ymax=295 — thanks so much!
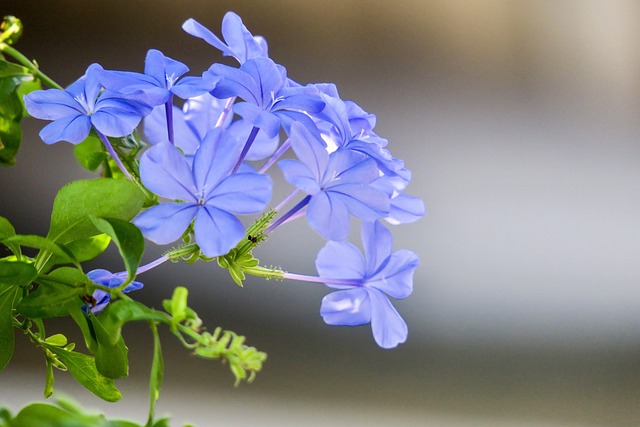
xmin=48 ymin=178 xmax=144 ymax=244
xmin=91 ymin=313 xmax=129 ymax=379
xmin=0 ymin=215 xmax=15 ymax=240
xmin=0 ymin=285 xmax=19 ymax=372
xmin=91 ymin=217 xmax=143 ymax=285
xmin=147 ymin=322 xmax=163 ymax=426
xmin=170 ymin=286 xmax=188 ymax=324
xmin=101 ymin=300 xmax=168 ymax=346
xmin=3 ymin=234 xmax=80 ymax=269
xmin=43 ymin=345 xmax=122 ymax=402
xmin=68 ymin=305 xmax=98 ymax=354
xmin=0 ymin=260 xmax=36 ymax=287
xmin=74 ymin=134 xmax=108 ymax=171
xmin=44 ymin=333 xmax=68 ymax=347
xmin=17 ymin=267 xmax=87 ymax=318
xmin=43 ymin=234 xmax=111 ymax=272
xmin=44 ymin=358 xmax=55 ymax=398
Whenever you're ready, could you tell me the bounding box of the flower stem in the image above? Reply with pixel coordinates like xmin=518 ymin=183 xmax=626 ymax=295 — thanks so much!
xmin=215 ymin=97 xmax=236 ymax=127
xmin=165 ymin=98 xmax=175 ymax=145
xmin=283 ymin=272 xmax=362 ymax=287
xmin=265 ymin=194 xmax=311 ymax=235
xmin=274 ymin=188 xmax=300 ymax=212
xmin=96 ymin=130 xmax=132 ymax=180
xmin=0 ymin=43 xmax=62 ymax=89
xmin=232 ymin=126 xmax=260 ymax=174
xmin=258 ymin=138 xmax=291 ymax=174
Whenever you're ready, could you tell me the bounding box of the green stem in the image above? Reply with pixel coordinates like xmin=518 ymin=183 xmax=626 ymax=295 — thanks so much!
xmin=0 ymin=43 xmax=62 ymax=89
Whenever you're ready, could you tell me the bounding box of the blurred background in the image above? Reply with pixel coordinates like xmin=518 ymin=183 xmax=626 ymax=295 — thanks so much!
xmin=1 ymin=1 xmax=639 ymax=425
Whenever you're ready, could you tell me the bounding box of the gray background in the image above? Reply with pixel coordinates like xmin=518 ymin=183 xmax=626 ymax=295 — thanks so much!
xmin=1 ymin=1 xmax=639 ymax=425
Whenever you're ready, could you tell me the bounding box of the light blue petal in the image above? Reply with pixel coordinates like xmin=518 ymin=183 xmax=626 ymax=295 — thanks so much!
xmin=307 ymin=192 xmax=350 ymax=241
xmin=206 ymin=173 xmax=272 ymax=213
xmin=324 ymin=149 xmax=378 ymax=187
xmin=330 ymin=184 xmax=390 ymax=221
xmin=139 ymin=141 xmax=197 ymax=201
xmin=361 ymin=221 xmax=393 ymax=274
xmin=39 ymin=114 xmax=91 ymax=144
xmin=220 ymin=12 xmax=266 ymax=63
xmin=241 ymin=58 xmax=284 ymax=106
xmin=368 ymin=288 xmax=408 ymax=349
xmin=315 ymin=240 xmax=365 ymax=289
xmin=209 ymin=64 xmax=259 ymax=104
xmin=368 ymin=249 xmax=418 ymax=299
xmin=233 ymin=102 xmax=281 ymax=138
xmin=278 ymin=159 xmax=321 ymax=195
xmin=24 ymin=89 xmax=83 ymax=120
xmin=182 ymin=18 xmax=233 ymax=58
xmin=385 ymin=193 xmax=426 ymax=225
xmin=90 ymin=107 xmax=143 ymax=138
xmin=320 ymin=288 xmax=371 ymax=326
xmin=192 ymin=128 xmax=241 ymax=195
xmin=288 ymin=122 xmax=329 ymax=182
xmin=183 ymin=93 xmax=230 ymax=139
xmin=194 ymin=206 xmax=245 ymax=257
xmin=133 ymin=203 xmax=197 ymax=244
xmin=228 ymin=118 xmax=278 ymax=160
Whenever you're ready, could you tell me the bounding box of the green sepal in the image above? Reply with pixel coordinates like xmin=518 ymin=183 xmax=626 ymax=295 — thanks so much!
xmin=90 ymin=217 xmax=143 ymax=286
xmin=0 ymin=284 xmax=19 ymax=372
xmin=91 ymin=312 xmax=129 ymax=379
xmin=41 ymin=344 xmax=122 ymax=402
xmin=17 ymin=267 xmax=88 ymax=318
xmin=47 ymin=178 xmax=144 ymax=245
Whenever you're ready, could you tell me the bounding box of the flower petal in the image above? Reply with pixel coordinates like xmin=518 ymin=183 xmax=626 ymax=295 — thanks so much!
xmin=368 ymin=249 xmax=418 ymax=299
xmin=320 ymin=288 xmax=371 ymax=326
xmin=206 ymin=173 xmax=272 ymax=213
xmin=24 ymin=89 xmax=83 ymax=120
xmin=361 ymin=221 xmax=393 ymax=274
xmin=368 ymin=288 xmax=408 ymax=349
xmin=38 ymin=114 xmax=91 ymax=144
xmin=278 ymin=159 xmax=321 ymax=195
xmin=192 ymin=128 xmax=241 ymax=194
xmin=307 ymin=192 xmax=350 ymax=241
xmin=133 ymin=203 xmax=197 ymax=244
xmin=139 ymin=141 xmax=197 ymax=201
xmin=194 ymin=206 xmax=245 ymax=257
xmin=315 ymin=240 xmax=366 ymax=287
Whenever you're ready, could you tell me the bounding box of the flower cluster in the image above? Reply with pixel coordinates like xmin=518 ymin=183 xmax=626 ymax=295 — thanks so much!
xmin=23 ymin=12 xmax=424 ymax=348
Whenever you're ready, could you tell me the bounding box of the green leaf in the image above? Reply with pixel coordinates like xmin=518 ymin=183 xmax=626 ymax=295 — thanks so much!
xmin=91 ymin=313 xmax=129 ymax=379
xmin=147 ymin=322 xmax=163 ymax=426
xmin=0 ymin=216 xmax=15 ymax=240
xmin=74 ymin=133 xmax=108 ymax=171
xmin=0 ymin=91 xmax=22 ymax=167
xmin=10 ymin=402 xmax=107 ymax=426
xmin=43 ymin=234 xmax=111 ymax=272
xmin=3 ymin=234 xmax=80 ymax=269
xmin=101 ymin=300 xmax=168 ymax=346
xmin=47 ymin=178 xmax=144 ymax=244
xmin=17 ymin=267 xmax=87 ymax=318
xmin=0 ymin=260 xmax=36 ymax=287
xmin=0 ymin=285 xmax=19 ymax=372
xmin=91 ymin=217 xmax=143 ymax=285
xmin=43 ymin=345 xmax=122 ymax=402
xmin=44 ymin=358 xmax=55 ymax=398
xmin=68 ymin=305 xmax=98 ymax=354
xmin=0 ymin=60 xmax=32 ymax=98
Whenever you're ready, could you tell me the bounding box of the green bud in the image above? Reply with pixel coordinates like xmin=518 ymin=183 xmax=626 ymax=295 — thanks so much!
xmin=0 ymin=16 xmax=23 ymax=45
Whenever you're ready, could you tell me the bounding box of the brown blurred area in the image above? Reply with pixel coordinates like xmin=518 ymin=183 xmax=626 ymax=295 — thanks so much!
xmin=1 ymin=1 xmax=639 ymax=425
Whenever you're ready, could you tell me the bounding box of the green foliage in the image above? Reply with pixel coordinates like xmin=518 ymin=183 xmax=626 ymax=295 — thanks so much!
xmin=3 ymin=234 xmax=80 ymax=269
xmin=90 ymin=217 xmax=143 ymax=286
xmin=91 ymin=313 xmax=129 ymax=379
xmin=0 ymin=284 xmax=19 ymax=371
xmin=47 ymin=179 xmax=144 ymax=245
xmin=74 ymin=134 xmax=108 ymax=171
xmin=17 ymin=267 xmax=88 ymax=318
xmin=0 ymin=58 xmax=40 ymax=166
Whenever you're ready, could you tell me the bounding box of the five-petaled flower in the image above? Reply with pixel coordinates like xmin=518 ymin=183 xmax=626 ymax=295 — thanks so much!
xmin=316 ymin=221 xmax=418 ymax=349
xmin=85 ymin=269 xmax=144 ymax=315
xmin=133 ymin=128 xmax=273 ymax=257
xmin=24 ymin=63 xmax=151 ymax=144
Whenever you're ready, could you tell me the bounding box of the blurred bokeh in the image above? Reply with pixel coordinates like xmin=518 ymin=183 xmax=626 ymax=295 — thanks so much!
xmin=1 ymin=1 xmax=639 ymax=425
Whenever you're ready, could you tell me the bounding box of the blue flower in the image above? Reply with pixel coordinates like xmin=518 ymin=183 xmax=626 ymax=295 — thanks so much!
xmin=182 ymin=12 xmax=269 ymax=64
xmin=315 ymin=221 xmax=418 ymax=349
xmin=133 ymin=128 xmax=272 ymax=257
xmin=85 ymin=269 xmax=143 ymax=315
xmin=24 ymin=63 xmax=150 ymax=144
xmin=98 ymin=49 xmax=214 ymax=107
xmin=278 ymin=123 xmax=389 ymax=240
xmin=208 ymin=57 xmax=325 ymax=138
